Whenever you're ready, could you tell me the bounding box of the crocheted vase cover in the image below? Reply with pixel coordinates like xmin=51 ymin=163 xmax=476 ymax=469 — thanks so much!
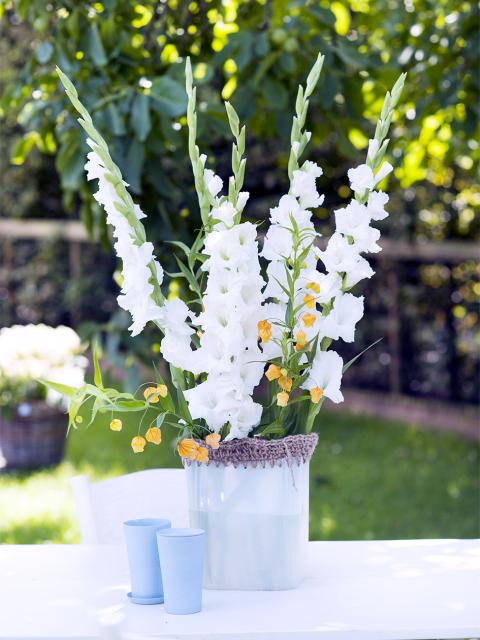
xmin=183 ymin=433 xmax=318 ymax=468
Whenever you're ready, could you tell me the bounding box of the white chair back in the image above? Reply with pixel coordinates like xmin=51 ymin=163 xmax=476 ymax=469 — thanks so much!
xmin=71 ymin=468 xmax=189 ymax=544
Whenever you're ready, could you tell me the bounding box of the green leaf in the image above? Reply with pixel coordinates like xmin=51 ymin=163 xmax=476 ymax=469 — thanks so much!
xmin=260 ymin=421 xmax=285 ymax=438
xmin=11 ymin=132 xmax=40 ymax=165
xmin=39 ymin=379 xmax=78 ymax=397
xmin=122 ymin=137 xmax=145 ymax=194
xmin=150 ymin=77 xmax=187 ymax=117
xmin=55 ymin=131 xmax=85 ymax=190
xmin=35 ymin=41 xmax=54 ymax=64
xmin=92 ymin=342 xmax=104 ymax=389
xmin=85 ymin=23 xmax=107 ymax=66
xmin=343 ymin=338 xmax=383 ymax=374
xmin=105 ymin=103 xmax=126 ymax=136
xmin=115 ymin=399 xmax=148 ymax=411
xmin=130 ymin=93 xmax=151 ymax=142
xmin=260 ymin=77 xmax=288 ymax=110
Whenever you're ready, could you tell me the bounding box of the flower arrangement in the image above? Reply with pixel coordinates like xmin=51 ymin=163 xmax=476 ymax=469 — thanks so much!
xmin=50 ymin=55 xmax=405 ymax=463
xmin=0 ymin=324 xmax=87 ymax=415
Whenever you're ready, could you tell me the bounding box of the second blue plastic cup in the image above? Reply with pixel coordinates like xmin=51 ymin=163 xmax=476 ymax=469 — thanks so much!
xmin=156 ymin=528 xmax=205 ymax=614
xmin=124 ymin=518 xmax=171 ymax=603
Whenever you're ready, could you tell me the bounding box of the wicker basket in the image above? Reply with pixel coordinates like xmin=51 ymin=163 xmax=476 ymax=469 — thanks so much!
xmin=0 ymin=402 xmax=67 ymax=471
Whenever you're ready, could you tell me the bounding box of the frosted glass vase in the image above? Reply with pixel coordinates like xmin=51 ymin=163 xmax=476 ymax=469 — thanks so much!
xmin=184 ymin=434 xmax=317 ymax=591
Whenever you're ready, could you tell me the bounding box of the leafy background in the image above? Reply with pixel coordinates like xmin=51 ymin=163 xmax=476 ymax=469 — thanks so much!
xmin=0 ymin=0 xmax=478 ymax=544
xmin=1 ymin=0 xmax=478 ymax=404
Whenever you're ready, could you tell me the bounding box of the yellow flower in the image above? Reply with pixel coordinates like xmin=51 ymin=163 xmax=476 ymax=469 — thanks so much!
xmin=110 ymin=418 xmax=122 ymax=432
xmin=265 ymin=364 xmax=281 ymax=381
xmin=145 ymin=426 xmax=162 ymax=445
xmin=131 ymin=436 xmax=146 ymax=453
xmin=295 ymin=330 xmax=307 ymax=351
xmin=302 ymin=312 xmax=317 ymax=327
xmin=306 ymin=281 xmax=320 ymax=294
xmin=205 ymin=433 xmax=221 ymax=449
xmin=156 ymin=384 xmax=168 ymax=398
xmin=310 ymin=387 xmax=324 ymax=404
xmin=195 ymin=446 xmax=209 ymax=463
xmin=278 ymin=375 xmax=292 ymax=392
xmin=277 ymin=391 xmax=289 ymax=407
xmin=143 ymin=386 xmax=160 ymax=403
xmin=303 ymin=293 xmax=316 ymax=309
xmin=177 ymin=438 xmax=199 ymax=459
xmin=257 ymin=319 xmax=272 ymax=343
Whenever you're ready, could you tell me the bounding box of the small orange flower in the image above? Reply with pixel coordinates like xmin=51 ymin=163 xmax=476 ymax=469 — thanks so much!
xmin=110 ymin=418 xmax=122 ymax=432
xmin=295 ymin=330 xmax=307 ymax=351
xmin=195 ymin=446 xmax=209 ymax=463
xmin=145 ymin=426 xmax=162 ymax=445
xmin=278 ymin=375 xmax=292 ymax=392
xmin=302 ymin=313 xmax=317 ymax=327
xmin=303 ymin=294 xmax=315 ymax=309
xmin=177 ymin=438 xmax=199 ymax=459
xmin=310 ymin=387 xmax=324 ymax=404
xmin=265 ymin=364 xmax=281 ymax=381
xmin=306 ymin=281 xmax=320 ymax=294
xmin=143 ymin=386 xmax=160 ymax=403
xmin=131 ymin=436 xmax=146 ymax=453
xmin=258 ymin=319 xmax=272 ymax=343
xmin=277 ymin=391 xmax=289 ymax=407
xmin=205 ymin=433 xmax=221 ymax=449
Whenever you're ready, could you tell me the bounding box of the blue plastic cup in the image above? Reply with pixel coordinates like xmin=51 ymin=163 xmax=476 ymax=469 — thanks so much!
xmin=124 ymin=518 xmax=171 ymax=604
xmin=156 ymin=528 xmax=205 ymax=614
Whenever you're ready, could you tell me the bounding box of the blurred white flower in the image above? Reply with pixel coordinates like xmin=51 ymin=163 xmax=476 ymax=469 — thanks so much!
xmin=0 ymin=324 xmax=87 ymax=408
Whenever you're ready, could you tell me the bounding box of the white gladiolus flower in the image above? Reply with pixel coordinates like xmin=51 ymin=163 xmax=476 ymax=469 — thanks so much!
xmin=291 ymin=161 xmax=325 ymax=209
xmin=367 ymin=190 xmax=389 ymax=221
xmin=317 ymin=233 xmax=362 ymax=275
xmin=226 ymin=397 xmax=263 ymax=440
xmin=203 ymin=168 xmax=223 ymax=197
xmin=185 ymin=221 xmax=265 ymax=435
xmin=301 ymin=350 xmax=344 ymax=403
xmin=184 ymin=379 xmax=238 ymax=432
xmin=84 ymin=142 xmax=164 ymax=337
xmin=157 ymin=298 xmax=194 ymax=336
xmin=343 ymin=256 xmax=375 ymax=288
xmin=300 ymin=270 xmax=342 ymax=304
xmin=335 ymin=202 xmax=382 ymax=253
xmin=347 ymin=161 xmax=393 ymax=195
xmin=263 ymin=260 xmax=290 ymax=302
xmin=321 ymin=293 xmax=364 ymax=342
xmin=236 ymin=191 xmax=250 ymax=212
xmin=269 ymin=195 xmax=313 ymax=229
xmin=58 ymin=60 xmax=404 ymax=445
xmin=261 ymin=226 xmax=295 ymax=262
xmin=211 ymin=200 xmax=237 ymax=229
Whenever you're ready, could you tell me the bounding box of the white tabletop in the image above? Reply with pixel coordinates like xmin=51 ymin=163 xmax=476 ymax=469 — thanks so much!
xmin=0 ymin=540 xmax=478 ymax=640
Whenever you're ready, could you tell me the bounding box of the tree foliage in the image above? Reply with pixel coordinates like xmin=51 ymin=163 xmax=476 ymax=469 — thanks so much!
xmin=1 ymin=0 xmax=478 ymax=245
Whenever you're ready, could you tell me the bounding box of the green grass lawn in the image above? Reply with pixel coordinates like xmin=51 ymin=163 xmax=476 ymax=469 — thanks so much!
xmin=0 ymin=408 xmax=478 ymax=543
